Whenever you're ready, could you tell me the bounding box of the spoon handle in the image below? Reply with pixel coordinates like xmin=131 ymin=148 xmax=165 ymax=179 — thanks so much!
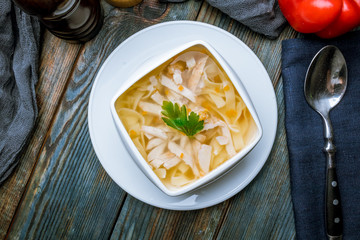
xmin=324 ymin=141 xmax=343 ymax=239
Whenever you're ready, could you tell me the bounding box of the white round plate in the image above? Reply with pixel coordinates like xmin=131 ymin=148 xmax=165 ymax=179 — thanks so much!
xmin=88 ymin=21 xmax=277 ymax=210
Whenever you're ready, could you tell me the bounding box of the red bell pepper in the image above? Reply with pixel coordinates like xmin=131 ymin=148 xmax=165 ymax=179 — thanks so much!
xmin=278 ymin=0 xmax=360 ymax=38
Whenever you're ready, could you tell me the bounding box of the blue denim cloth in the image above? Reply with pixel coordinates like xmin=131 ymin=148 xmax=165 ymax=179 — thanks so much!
xmin=282 ymin=31 xmax=360 ymax=240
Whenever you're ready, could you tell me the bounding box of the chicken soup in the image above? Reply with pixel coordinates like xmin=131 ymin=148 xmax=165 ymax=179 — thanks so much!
xmin=114 ymin=45 xmax=258 ymax=190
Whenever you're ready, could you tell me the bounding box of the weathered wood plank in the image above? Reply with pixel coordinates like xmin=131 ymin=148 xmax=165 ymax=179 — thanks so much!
xmin=5 ymin=1 xmax=203 ymax=239
xmin=110 ymin=196 xmax=229 ymax=240
xmin=0 ymin=31 xmax=82 ymax=240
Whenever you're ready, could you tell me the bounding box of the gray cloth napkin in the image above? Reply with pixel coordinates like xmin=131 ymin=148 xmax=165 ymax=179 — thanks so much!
xmin=161 ymin=0 xmax=287 ymax=38
xmin=0 ymin=1 xmax=40 ymax=184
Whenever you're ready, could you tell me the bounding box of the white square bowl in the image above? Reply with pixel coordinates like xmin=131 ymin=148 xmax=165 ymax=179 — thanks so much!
xmin=110 ymin=40 xmax=262 ymax=196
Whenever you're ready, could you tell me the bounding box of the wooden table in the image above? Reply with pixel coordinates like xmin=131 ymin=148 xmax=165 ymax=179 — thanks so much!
xmin=1 ymin=1 xmax=299 ymax=239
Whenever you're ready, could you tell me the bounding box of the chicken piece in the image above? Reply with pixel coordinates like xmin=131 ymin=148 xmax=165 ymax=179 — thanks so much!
xmin=211 ymin=137 xmax=223 ymax=156
xmin=149 ymin=76 xmax=157 ymax=85
xmin=177 ymin=135 xmax=185 ymax=149
xmin=144 ymin=133 xmax=154 ymax=140
xmin=170 ymin=51 xmax=207 ymax=71
xmin=202 ymin=119 xmax=235 ymax=157
xmin=151 ymin=91 xmax=166 ymax=105
xmin=165 ymin=89 xmax=188 ymax=106
xmin=216 ymin=136 xmax=228 ymax=145
xmin=173 ymin=69 xmax=183 ymax=84
xmin=157 ymin=125 xmax=174 ymax=133
xmin=194 ymin=133 xmax=206 ymax=143
xmin=139 ymin=101 xmax=162 ymax=115
xmin=188 ymin=56 xmax=208 ymax=91
xmin=141 ymin=126 xmax=168 ymax=140
xmin=147 ymin=142 xmax=167 ymax=162
xmin=168 ymin=141 xmax=199 ymax=176
xmin=139 ymin=76 xmax=158 ymax=92
xmin=220 ymin=124 xmax=236 ymax=157
xmin=163 ymin=155 xmax=181 ymax=169
xmin=160 ymin=75 xmax=196 ymax=102
xmin=198 ymin=144 xmax=212 ymax=173
xmin=150 ymin=151 xmax=175 ymax=168
xmin=168 ymin=62 xmax=185 ymax=74
xmin=191 ymin=140 xmax=202 ymax=159
xmin=146 ymin=138 xmax=164 ymax=151
xmin=202 ymin=121 xmax=222 ymax=131
xmin=186 ymin=57 xmax=196 ymax=70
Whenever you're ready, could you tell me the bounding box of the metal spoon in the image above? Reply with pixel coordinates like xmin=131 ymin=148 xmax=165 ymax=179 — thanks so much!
xmin=304 ymin=45 xmax=347 ymax=240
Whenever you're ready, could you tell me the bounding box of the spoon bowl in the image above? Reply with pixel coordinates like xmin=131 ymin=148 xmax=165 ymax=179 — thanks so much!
xmin=305 ymin=46 xmax=347 ymax=117
xmin=304 ymin=45 xmax=347 ymax=240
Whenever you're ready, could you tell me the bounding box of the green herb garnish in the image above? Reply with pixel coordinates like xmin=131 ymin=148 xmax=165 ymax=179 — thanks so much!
xmin=161 ymin=101 xmax=204 ymax=137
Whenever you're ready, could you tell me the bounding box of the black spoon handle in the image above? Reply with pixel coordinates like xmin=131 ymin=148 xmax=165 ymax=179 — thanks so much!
xmin=326 ymin=167 xmax=343 ymax=239
xmin=324 ymin=137 xmax=343 ymax=240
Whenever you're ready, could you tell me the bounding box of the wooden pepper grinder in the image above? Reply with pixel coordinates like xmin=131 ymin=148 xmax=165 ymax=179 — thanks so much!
xmin=12 ymin=0 xmax=104 ymax=43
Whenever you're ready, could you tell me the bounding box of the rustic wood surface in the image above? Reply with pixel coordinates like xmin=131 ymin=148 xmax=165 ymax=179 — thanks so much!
xmin=0 ymin=0 xmax=300 ymax=239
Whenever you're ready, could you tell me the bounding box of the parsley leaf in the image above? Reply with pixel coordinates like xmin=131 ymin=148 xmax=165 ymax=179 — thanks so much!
xmin=161 ymin=101 xmax=204 ymax=137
